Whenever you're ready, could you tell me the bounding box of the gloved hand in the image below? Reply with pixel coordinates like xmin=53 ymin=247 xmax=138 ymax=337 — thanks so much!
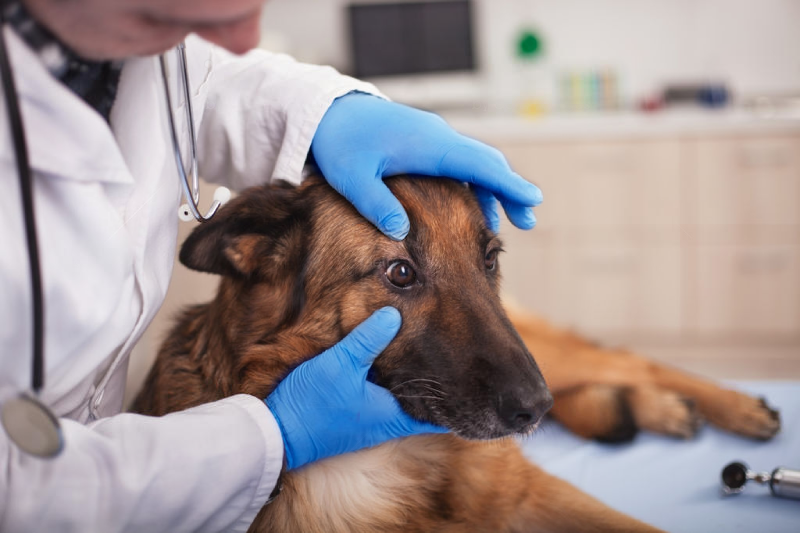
xmin=311 ymin=93 xmax=543 ymax=239
xmin=265 ymin=307 xmax=446 ymax=470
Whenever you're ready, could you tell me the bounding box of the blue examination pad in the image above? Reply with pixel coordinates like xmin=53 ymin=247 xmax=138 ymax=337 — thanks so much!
xmin=518 ymin=381 xmax=800 ymax=533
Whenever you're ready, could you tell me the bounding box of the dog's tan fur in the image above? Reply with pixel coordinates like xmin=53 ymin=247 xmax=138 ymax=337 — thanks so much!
xmin=510 ymin=310 xmax=780 ymax=442
xmin=133 ymin=176 xmax=779 ymax=533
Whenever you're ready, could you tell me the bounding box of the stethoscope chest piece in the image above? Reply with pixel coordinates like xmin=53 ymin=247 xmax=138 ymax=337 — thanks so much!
xmin=1 ymin=393 xmax=63 ymax=458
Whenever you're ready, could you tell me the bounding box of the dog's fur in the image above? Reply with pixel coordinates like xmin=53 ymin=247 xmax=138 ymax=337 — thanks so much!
xmin=133 ymin=176 xmax=780 ymax=532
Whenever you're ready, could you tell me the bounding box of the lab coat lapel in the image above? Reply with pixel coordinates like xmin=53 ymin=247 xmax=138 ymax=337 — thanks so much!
xmin=0 ymin=27 xmax=131 ymax=185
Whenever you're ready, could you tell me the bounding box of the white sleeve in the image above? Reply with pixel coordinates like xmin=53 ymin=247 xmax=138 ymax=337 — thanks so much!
xmin=0 ymin=394 xmax=284 ymax=533
xmin=195 ymin=38 xmax=383 ymax=190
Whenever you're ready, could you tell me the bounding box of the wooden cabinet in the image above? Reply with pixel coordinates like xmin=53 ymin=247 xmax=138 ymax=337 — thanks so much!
xmin=552 ymin=243 xmax=682 ymax=335
xmin=684 ymin=135 xmax=800 ymax=340
xmin=500 ymin=140 xmax=683 ymax=233
xmin=688 ymin=136 xmax=800 ymax=227
xmin=495 ymin=133 xmax=800 ymax=342
xmin=689 ymin=243 xmax=800 ymax=337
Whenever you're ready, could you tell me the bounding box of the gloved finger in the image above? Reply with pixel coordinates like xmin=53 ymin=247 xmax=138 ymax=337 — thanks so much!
xmin=328 ymin=173 xmax=410 ymax=240
xmin=365 ymin=383 xmax=449 ymax=437
xmin=437 ymin=139 xmax=543 ymax=208
xmin=331 ymin=307 xmax=402 ymax=375
xmin=499 ymin=197 xmax=537 ymax=230
xmin=472 ymin=185 xmax=500 ymax=233
xmin=393 ymin=409 xmax=449 ymax=437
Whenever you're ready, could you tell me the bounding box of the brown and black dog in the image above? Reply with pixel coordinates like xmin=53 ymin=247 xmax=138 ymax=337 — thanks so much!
xmin=133 ymin=176 xmax=780 ymax=532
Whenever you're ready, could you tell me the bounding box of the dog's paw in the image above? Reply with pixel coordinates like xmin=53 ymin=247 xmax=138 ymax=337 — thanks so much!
xmin=628 ymin=387 xmax=704 ymax=440
xmin=698 ymin=391 xmax=781 ymax=441
xmin=550 ymin=385 xmax=640 ymax=443
xmin=594 ymin=390 xmax=638 ymax=444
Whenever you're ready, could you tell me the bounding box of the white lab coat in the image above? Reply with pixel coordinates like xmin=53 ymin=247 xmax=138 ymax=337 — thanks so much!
xmin=0 ymin=29 xmax=379 ymax=532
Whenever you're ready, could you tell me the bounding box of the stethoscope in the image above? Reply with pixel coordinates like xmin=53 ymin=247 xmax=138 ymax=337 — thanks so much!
xmin=159 ymin=42 xmax=230 ymax=223
xmin=0 ymin=23 xmax=228 ymax=458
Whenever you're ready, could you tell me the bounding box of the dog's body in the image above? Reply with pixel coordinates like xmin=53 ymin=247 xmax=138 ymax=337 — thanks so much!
xmin=133 ymin=176 xmax=780 ymax=533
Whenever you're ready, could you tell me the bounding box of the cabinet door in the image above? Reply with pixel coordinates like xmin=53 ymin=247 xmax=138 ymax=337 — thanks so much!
xmin=498 ymin=227 xmax=561 ymax=320
xmin=501 ymin=139 xmax=683 ymax=234
xmin=554 ymin=244 xmax=683 ymax=336
xmin=497 ymin=139 xmax=684 ymax=337
xmin=497 ymin=142 xmax=574 ymax=231
xmin=568 ymin=140 xmax=683 ymax=232
xmin=501 ymin=238 xmax=682 ymax=336
xmin=690 ymin=135 xmax=800 ymax=227
xmin=689 ymin=244 xmax=800 ymax=338
xmin=685 ymin=134 xmax=800 ymax=338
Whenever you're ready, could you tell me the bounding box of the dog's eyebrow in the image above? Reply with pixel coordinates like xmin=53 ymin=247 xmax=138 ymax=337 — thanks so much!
xmin=402 ymin=230 xmax=428 ymax=270
xmin=482 ymin=231 xmax=503 ymax=251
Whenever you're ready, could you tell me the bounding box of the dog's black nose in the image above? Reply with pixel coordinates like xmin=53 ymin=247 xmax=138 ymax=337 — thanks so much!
xmin=499 ymin=391 xmax=553 ymax=431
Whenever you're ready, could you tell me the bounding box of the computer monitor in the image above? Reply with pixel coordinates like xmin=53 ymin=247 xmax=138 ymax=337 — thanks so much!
xmin=349 ymin=0 xmax=476 ymax=78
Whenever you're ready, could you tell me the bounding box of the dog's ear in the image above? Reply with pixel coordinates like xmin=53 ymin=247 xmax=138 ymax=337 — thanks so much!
xmin=179 ymin=182 xmax=310 ymax=282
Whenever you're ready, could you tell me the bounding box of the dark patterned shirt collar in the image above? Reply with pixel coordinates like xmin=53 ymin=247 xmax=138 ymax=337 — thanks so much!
xmin=2 ymin=0 xmax=123 ymax=122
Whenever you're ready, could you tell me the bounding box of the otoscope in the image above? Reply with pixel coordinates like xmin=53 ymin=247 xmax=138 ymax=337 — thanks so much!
xmin=721 ymin=461 xmax=800 ymax=500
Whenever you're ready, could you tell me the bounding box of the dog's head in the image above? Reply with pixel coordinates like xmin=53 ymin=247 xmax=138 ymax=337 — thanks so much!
xmin=180 ymin=176 xmax=552 ymax=439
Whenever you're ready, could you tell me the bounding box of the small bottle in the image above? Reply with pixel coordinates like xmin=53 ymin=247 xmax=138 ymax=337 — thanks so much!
xmin=515 ymin=28 xmax=549 ymax=117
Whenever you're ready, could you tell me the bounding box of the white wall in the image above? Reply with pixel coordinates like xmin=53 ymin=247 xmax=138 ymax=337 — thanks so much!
xmin=260 ymin=0 xmax=800 ymax=111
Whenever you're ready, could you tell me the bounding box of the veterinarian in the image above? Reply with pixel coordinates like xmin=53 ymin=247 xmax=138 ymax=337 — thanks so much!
xmin=0 ymin=0 xmax=543 ymax=531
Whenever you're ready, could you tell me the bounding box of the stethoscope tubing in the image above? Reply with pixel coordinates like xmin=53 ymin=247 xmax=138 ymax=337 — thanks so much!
xmin=159 ymin=42 xmax=224 ymax=223
xmin=0 ymin=15 xmax=64 ymax=458
xmin=0 ymin=12 xmax=45 ymax=395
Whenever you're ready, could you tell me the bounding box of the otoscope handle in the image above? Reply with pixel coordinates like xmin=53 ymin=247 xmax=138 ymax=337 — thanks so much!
xmin=770 ymin=467 xmax=800 ymax=500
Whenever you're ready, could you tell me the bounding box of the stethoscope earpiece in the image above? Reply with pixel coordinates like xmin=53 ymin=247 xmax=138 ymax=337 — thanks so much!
xmin=178 ymin=204 xmax=193 ymax=222
xmin=178 ymin=187 xmax=230 ymax=222
xmin=213 ymin=186 xmax=231 ymax=205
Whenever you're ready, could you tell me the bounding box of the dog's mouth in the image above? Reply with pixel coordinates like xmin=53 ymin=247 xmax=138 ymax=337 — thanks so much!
xmin=431 ymin=405 xmax=549 ymax=441
xmin=375 ymin=372 xmax=553 ymax=440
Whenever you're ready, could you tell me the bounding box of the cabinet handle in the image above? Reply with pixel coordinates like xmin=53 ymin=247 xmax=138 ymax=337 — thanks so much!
xmin=735 ymin=251 xmax=791 ymax=274
xmin=578 ymin=254 xmax=636 ymax=274
xmin=739 ymin=147 xmax=790 ymax=169
xmin=579 ymin=151 xmax=634 ymax=173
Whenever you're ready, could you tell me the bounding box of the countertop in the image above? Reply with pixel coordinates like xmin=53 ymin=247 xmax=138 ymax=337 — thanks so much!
xmin=440 ymin=107 xmax=800 ymax=143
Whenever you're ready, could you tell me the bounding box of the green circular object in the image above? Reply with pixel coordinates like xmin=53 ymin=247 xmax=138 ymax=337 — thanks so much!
xmin=517 ymin=30 xmax=543 ymax=58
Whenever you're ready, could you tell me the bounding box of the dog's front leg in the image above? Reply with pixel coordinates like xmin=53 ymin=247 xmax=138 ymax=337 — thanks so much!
xmin=505 ymin=466 xmax=664 ymax=533
xmin=433 ymin=440 xmax=663 ymax=533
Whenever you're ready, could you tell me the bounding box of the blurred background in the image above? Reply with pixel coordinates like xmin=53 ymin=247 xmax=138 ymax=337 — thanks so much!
xmin=128 ymin=0 xmax=800 ymax=403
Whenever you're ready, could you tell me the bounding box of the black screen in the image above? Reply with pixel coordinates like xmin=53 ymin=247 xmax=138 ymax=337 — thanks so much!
xmin=349 ymin=1 xmax=475 ymax=78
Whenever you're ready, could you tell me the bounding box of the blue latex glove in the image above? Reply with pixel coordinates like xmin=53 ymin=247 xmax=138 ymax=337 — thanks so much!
xmin=265 ymin=307 xmax=446 ymax=470
xmin=311 ymin=93 xmax=543 ymax=239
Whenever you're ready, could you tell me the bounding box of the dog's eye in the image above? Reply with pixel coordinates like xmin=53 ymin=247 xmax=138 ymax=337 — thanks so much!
xmin=386 ymin=261 xmax=417 ymax=288
xmin=485 ymin=249 xmax=499 ymax=271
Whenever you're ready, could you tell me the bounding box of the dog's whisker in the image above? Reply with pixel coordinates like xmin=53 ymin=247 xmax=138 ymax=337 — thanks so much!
xmin=408 ymin=388 xmax=447 ymax=401
xmin=389 ymin=378 xmax=444 ymax=391
xmin=392 ymin=394 xmax=445 ymax=401
xmin=390 ymin=382 xmax=448 ymax=401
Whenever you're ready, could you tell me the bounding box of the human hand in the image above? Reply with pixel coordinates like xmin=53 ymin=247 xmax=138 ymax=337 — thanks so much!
xmin=310 ymin=93 xmax=543 ymax=239
xmin=265 ymin=307 xmax=446 ymax=470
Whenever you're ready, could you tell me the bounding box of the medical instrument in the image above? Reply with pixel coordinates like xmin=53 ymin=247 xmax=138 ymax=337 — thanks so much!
xmin=721 ymin=461 xmax=800 ymax=500
xmin=159 ymin=42 xmax=230 ymax=223
xmin=0 ymin=14 xmax=63 ymax=458
xmin=0 ymin=30 xmax=231 ymax=457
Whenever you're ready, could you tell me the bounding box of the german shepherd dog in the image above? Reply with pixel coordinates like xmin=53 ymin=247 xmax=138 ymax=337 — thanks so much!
xmin=133 ymin=176 xmax=780 ymax=532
